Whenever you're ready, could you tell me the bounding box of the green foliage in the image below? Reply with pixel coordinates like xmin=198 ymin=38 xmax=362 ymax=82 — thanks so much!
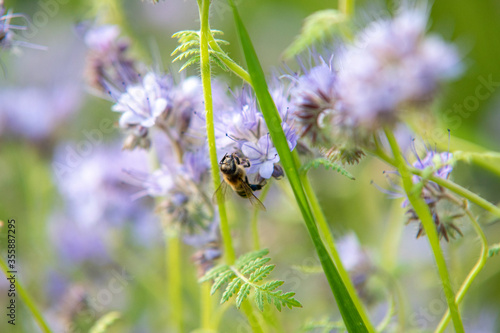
xmin=488 ymin=243 xmax=500 ymax=257
xmin=172 ymin=29 xmax=230 ymax=72
xmin=302 ymin=317 xmax=346 ymax=333
xmin=283 ymin=9 xmax=347 ymax=59
xmin=199 ymin=249 xmax=302 ymax=311
xmin=300 ymin=158 xmax=355 ymax=180
xmin=89 ymin=312 xmax=121 ymax=333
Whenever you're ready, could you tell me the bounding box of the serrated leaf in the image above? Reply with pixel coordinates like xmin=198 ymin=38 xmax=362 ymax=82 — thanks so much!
xmin=235 ymin=249 xmax=269 ymax=267
xmin=489 ymin=243 xmax=500 ymax=257
xmin=171 ymin=40 xmax=200 ymax=56
xmin=240 ymin=257 xmax=271 ymax=275
xmin=261 ymin=280 xmax=283 ymax=291
xmin=255 ymin=289 xmax=264 ymax=311
xmin=283 ymin=9 xmax=347 ymax=59
xmin=179 ymin=55 xmax=201 ymax=72
xmin=210 ymin=53 xmax=229 ymax=71
xmin=172 ymin=48 xmax=200 ymax=63
xmin=199 ymin=264 xmax=229 ymax=283
xmin=249 ymin=265 xmax=274 ymax=283
xmin=89 ymin=311 xmax=121 ymax=333
xmin=210 ymin=270 xmax=235 ymax=295
xmin=221 ymin=277 xmax=242 ymax=303
xmin=300 ymin=158 xmax=355 ymax=180
xmin=236 ymin=283 xmax=251 ymax=308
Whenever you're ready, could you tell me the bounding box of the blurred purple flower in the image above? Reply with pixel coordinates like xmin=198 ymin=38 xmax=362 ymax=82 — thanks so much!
xmin=112 ymin=72 xmax=169 ymax=129
xmin=290 ymin=57 xmax=338 ymax=144
xmin=337 ymin=6 xmax=460 ymax=130
xmin=0 ymin=84 xmax=82 ymax=140
xmin=0 ymin=2 xmax=45 ymax=52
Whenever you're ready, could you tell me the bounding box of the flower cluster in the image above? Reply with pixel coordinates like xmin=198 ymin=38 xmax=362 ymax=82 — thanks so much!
xmin=287 ymin=7 xmax=459 ymax=163
xmin=215 ymin=85 xmax=298 ymax=180
xmin=377 ymin=143 xmax=463 ymax=241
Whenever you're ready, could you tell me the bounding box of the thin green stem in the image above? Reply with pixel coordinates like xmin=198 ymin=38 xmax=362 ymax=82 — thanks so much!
xmin=369 ymin=144 xmax=500 ymax=218
xmin=241 ymin=302 xmax=265 ymax=333
xmin=339 ymin=0 xmax=355 ymax=17
xmin=435 ymin=206 xmax=489 ymax=333
xmin=297 ymin=153 xmax=375 ymax=332
xmin=166 ymin=227 xmax=183 ymax=333
xmin=384 ymin=129 xmax=464 ymax=333
xmin=208 ymin=33 xmax=252 ymax=85
xmin=199 ymin=0 xmax=235 ymax=265
xmin=250 ymin=182 xmax=271 ymax=251
xmin=0 ymin=257 xmax=52 ymax=333
xmin=201 ymin=282 xmax=214 ymax=331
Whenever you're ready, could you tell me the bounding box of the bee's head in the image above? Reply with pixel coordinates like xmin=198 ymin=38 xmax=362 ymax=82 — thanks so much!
xmin=219 ymin=153 xmax=240 ymax=174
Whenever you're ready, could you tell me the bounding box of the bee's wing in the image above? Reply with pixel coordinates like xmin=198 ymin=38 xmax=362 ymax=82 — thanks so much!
xmin=241 ymin=181 xmax=267 ymax=211
xmin=212 ymin=180 xmax=229 ymax=204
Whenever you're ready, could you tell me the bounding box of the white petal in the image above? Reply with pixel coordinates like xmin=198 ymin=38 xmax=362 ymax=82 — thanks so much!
xmin=259 ymin=161 xmax=274 ymax=179
xmin=119 ymin=112 xmax=143 ymax=128
xmin=242 ymin=142 xmax=262 ymax=159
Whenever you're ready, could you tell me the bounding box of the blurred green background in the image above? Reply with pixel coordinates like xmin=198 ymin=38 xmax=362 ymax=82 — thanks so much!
xmin=1 ymin=0 xmax=499 ymax=332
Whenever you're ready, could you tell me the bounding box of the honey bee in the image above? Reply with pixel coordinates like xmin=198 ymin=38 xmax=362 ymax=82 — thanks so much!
xmin=213 ymin=153 xmax=266 ymax=211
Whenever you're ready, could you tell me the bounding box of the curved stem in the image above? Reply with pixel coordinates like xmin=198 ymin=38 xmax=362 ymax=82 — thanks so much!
xmin=208 ymin=33 xmax=252 ymax=85
xmin=250 ymin=181 xmax=271 ymax=250
xmin=0 ymin=257 xmax=52 ymax=333
xmin=368 ymin=145 xmax=500 ymax=218
xmin=199 ymin=0 xmax=235 ymax=265
xmin=435 ymin=206 xmax=489 ymax=333
xmin=383 ymin=128 xmax=464 ymax=333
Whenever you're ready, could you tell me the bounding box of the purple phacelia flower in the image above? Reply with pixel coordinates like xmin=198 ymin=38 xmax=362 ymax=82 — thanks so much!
xmin=215 ymin=85 xmax=298 ymax=180
xmin=82 ymin=23 xmax=139 ymax=93
xmin=337 ymin=7 xmax=460 ymax=131
xmin=0 ymin=2 xmax=45 ymax=52
xmin=290 ymin=57 xmax=338 ymax=144
xmin=242 ymin=135 xmax=280 ymax=179
xmin=112 ymin=72 xmax=169 ymax=129
xmin=375 ymin=142 xmax=462 ymax=242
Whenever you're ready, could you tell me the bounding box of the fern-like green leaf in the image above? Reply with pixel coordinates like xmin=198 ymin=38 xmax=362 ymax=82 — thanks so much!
xmin=283 ymin=9 xmax=347 ymax=59
xmin=236 ymin=282 xmax=252 ymax=308
xmin=172 ymin=48 xmax=200 ymax=63
xmin=211 ymin=270 xmax=235 ymax=295
xmin=221 ymin=277 xmax=242 ymax=303
xmin=171 ymin=40 xmax=200 ymax=56
xmin=200 ymin=249 xmax=301 ymax=312
xmin=489 ymin=243 xmax=500 ymax=257
xmin=89 ymin=311 xmax=121 ymax=333
xmin=179 ymin=55 xmax=201 ymax=72
xmin=249 ymin=264 xmax=274 ymax=283
xmin=209 ymin=53 xmax=229 ymax=71
xmin=199 ymin=264 xmax=229 ymax=283
xmin=300 ymin=158 xmax=355 ymax=180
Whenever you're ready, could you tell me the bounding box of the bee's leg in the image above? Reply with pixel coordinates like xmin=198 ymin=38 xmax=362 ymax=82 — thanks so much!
xmin=249 ymin=178 xmax=267 ymax=191
xmin=241 ymin=158 xmax=251 ymax=168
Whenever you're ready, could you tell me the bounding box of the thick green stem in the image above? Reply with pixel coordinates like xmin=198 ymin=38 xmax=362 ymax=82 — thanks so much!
xmin=435 ymin=207 xmax=488 ymax=333
xmin=241 ymin=302 xmax=265 ymax=333
xmin=250 ymin=182 xmax=271 ymax=251
xmin=384 ymin=129 xmax=464 ymax=333
xmin=199 ymin=0 xmax=235 ymax=265
xmin=297 ymin=153 xmax=375 ymax=332
xmin=166 ymin=227 xmax=183 ymax=333
xmin=0 ymin=257 xmax=52 ymax=333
